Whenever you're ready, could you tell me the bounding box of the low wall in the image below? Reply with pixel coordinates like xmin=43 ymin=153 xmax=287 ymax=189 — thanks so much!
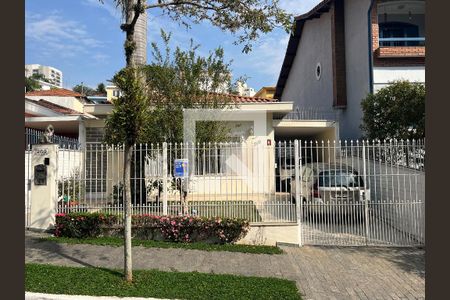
xmin=238 ymin=223 xmax=299 ymax=246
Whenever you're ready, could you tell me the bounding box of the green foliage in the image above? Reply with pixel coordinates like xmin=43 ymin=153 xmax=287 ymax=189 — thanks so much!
xmin=105 ymin=0 xmax=293 ymax=54
xmin=73 ymin=84 xmax=97 ymax=96
xmin=142 ymin=31 xmax=234 ymax=143
xmin=57 ymin=171 xmax=84 ymax=201
xmin=26 ymin=263 xmax=302 ymax=299
xmin=96 ymin=83 xmax=107 ymax=94
xmin=55 ymin=213 xmax=119 ymax=238
xmin=25 ymin=76 xmax=41 ymax=92
xmin=42 ymin=236 xmax=284 ymax=254
xmin=54 ymin=213 xmax=250 ymax=244
xmin=104 ymin=67 xmax=150 ymax=145
xmin=361 ymin=80 xmax=425 ymax=140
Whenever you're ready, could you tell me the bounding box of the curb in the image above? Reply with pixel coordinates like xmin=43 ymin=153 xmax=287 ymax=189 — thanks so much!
xmin=25 ymin=292 xmax=175 ymax=300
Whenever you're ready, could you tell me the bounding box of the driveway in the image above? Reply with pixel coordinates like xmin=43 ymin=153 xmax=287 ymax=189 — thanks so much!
xmin=25 ymin=231 xmax=425 ymax=300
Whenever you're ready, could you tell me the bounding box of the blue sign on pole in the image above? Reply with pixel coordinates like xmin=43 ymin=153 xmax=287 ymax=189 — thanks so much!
xmin=174 ymin=159 xmax=189 ymax=178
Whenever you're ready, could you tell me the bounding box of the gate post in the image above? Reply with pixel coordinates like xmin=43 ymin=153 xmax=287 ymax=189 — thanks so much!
xmin=29 ymin=144 xmax=59 ymax=231
xmin=362 ymin=140 xmax=369 ymax=245
xmin=294 ymin=140 xmax=302 ymax=246
xmin=162 ymin=142 xmax=168 ymax=215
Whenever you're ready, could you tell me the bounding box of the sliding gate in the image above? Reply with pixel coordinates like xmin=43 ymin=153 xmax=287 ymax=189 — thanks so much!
xmin=292 ymin=140 xmax=425 ymax=247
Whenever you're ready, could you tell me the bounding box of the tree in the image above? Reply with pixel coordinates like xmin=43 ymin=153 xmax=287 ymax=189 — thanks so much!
xmin=361 ymin=80 xmax=425 ymax=140
xmin=96 ymin=83 xmax=107 ymax=94
xmin=100 ymin=0 xmax=293 ymax=282
xmin=141 ymin=31 xmax=234 ymax=144
xmin=73 ymin=84 xmax=96 ymax=96
xmin=25 ymin=76 xmax=41 ymax=92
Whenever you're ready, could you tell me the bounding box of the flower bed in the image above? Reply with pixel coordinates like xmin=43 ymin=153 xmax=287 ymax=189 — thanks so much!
xmin=55 ymin=213 xmax=250 ymax=244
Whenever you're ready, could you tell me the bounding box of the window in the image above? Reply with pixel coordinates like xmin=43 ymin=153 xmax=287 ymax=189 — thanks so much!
xmin=318 ymin=170 xmax=364 ymax=187
xmin=379 ymin=22 xmax=422 ymax=46
xmin=315 ymin=63 xmax=322 ymax=80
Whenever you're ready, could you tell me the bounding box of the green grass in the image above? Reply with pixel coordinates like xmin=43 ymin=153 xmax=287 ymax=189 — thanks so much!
xmin=41 ymin=236 xmax=283 ymax=255
xmin=26 ymin=263 xmax=302 ymax=300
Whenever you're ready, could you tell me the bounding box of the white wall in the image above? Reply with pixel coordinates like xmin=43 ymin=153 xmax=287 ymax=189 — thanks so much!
xmin=373 ymin=66 xmax=425 ymax=92
xmin=341 ymin=0 xmax=372 ymax=140
xmin=26 ymin=96 xmax=84 ymax=113
xmin=281 ymin=11 xmax=334 ymax=111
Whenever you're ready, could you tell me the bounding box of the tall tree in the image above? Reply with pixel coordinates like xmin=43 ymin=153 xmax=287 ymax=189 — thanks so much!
xmin=73 ymin=84 xmax=96 ymax=96
xmin=101 ymin=0 xmax=292 ymax=282
xmin=96 ymin=83 xmax=107 ymax=94
xmin=141 ymin=31 xmax=234 ymax=144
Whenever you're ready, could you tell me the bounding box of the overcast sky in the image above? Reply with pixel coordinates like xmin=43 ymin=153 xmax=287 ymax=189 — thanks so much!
xmin=25 ymin=0 xmax=321 ymax=91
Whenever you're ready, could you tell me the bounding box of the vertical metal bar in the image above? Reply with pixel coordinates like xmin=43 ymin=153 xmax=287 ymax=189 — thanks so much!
xmin=294 ymin=140 xmax=302 ymax=246
xmin=163 ymin=142 xmax=168 ymax=215
xmin=363 ymin=140 xmax=369 ymax=246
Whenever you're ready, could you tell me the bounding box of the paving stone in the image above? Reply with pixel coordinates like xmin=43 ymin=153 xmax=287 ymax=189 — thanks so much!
xmin=25 ymin=231 xmax=425 ymax=300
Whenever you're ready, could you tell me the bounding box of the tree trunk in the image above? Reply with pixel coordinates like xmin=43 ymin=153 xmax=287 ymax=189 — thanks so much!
xmin=122 ymin=0 xmax=147 ymax=283
xmin=123 ymin=143 xmax=134 ymax=282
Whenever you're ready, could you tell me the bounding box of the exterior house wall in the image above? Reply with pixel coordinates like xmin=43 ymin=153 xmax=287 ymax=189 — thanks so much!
xmin=281 ymin=11 xmax=334 ymax=111
xmin=340 ymin=0 xmax=372 ymax=140
xmin=25 ymin=96 xmax=85 ymax=113
xmin=373 ymin=66 xmax=425 ymax=92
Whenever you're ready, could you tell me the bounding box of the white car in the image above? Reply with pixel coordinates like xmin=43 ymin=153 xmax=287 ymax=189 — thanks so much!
xmin=291 ymin=163 xmax=370 ymax=216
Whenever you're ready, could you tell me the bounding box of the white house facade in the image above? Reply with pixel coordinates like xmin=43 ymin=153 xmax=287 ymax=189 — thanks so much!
xmin=275 ymin=0 xmax=425 ymax=139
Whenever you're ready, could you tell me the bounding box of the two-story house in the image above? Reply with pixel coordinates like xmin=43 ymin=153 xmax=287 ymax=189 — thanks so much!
xmin=275 ymin=0 xmax=425 ymax=139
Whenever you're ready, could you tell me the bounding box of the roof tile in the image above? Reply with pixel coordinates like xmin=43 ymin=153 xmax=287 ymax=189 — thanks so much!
xmin=25 ymin=88 xmax=83 ymax=97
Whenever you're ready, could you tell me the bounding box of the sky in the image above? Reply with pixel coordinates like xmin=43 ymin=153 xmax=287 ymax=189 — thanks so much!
xmin=25 ymin=0 xmax=321 ymax=91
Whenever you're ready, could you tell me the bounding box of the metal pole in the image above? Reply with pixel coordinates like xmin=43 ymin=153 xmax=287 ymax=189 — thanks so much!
xmin=362 ymin=140 xmax=369 ymax=245
xmin=294 ymin=140 xmax=302 ymax=246
xmin=162 ymin=142 xmax=168 ymax=215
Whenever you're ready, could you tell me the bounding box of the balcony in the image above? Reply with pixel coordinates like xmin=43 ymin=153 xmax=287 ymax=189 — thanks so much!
xmin=377 ymin=1 xmax=425 ymax=46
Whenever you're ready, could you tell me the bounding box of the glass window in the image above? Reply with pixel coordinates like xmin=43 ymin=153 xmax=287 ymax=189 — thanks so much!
xmin=318 ymin=170 xmax=364 ymax=187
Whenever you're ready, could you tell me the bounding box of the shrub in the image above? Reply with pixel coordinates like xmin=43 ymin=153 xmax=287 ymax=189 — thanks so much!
xmin=54 ymin=213 xmax=250 ymax=244
xmin=55 ymin=213 xmax=118 ymax=238
xmin=361 ymin=80 xmax=425 ymax=140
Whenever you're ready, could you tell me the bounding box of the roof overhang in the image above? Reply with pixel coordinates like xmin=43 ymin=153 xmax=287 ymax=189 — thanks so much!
xmin=275 ymin=0 xmax=334 ymax=99
xmin=25 ymin=116 xmax=82 ymax=134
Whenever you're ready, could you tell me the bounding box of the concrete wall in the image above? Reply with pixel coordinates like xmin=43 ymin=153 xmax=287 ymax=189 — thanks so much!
xmin=340 ymin=0 xmax=372 ymax=140
xmin=238 ymin=224 xmax=300 ymax=246
xmin=373 ymin=66 xmax=425 ymax=91
xmin=281 ymin=11 xmax=334 ymax=111
xmin=25 ymin=96 xmax=84 ymax=113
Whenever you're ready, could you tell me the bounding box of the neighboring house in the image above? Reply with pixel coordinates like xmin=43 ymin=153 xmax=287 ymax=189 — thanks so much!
xmin=106 ymin=85 xmax=121 ymax=102
xmin=25 ymin=64 xmax=63 ymax=88
xmin=25 ymin=89 xmax=98 ymax=147
xmin=233 ymin=82 xmax=256 ymax=97
xmin=275 ymin=0 xmax=425 ymax=139
xmin=87 ymin=94 xmax=109 ymax=104
xmin=254 ymin=86 xmax=276 ymax=99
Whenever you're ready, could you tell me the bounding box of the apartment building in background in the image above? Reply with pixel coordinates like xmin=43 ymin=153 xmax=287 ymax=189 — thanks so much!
xmin=25 ymin=64 xmax=63 ymax=88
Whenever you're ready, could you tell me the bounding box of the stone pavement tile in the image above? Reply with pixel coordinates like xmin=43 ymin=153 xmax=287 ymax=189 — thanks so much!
xmin=25 ymin=231 xmax=425 ymax=300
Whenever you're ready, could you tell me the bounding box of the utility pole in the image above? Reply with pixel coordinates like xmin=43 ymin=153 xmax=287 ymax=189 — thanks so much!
xmin=81 ymin=82 xmax=84 ymax=96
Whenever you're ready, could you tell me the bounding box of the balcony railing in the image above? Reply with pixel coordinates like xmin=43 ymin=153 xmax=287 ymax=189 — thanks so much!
xmin=379 ymin=37 xmax=425 ymax=47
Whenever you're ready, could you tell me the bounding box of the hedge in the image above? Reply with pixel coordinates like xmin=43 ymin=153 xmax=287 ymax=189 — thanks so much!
xmin=55 ymin=213 xmax=250 ymax=244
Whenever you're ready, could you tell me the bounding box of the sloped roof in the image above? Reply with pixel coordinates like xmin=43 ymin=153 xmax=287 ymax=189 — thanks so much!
xmin=25 ymin=88 xmax=83 ymax=97
xmin=274 ymin=0 xmax=334 ymax=99
xmin=25 ymin=98 xmax=82 ymax=116
xmin=221 ymin=93 xmax=278 ymax=103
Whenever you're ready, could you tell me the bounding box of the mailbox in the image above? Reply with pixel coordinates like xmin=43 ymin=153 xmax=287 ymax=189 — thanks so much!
xmin=34 ymin=164 xmax=47 ymax=186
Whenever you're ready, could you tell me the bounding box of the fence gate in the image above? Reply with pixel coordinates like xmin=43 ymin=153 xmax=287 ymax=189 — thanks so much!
xmin=296 ymin=140 xmax=425 ymax=247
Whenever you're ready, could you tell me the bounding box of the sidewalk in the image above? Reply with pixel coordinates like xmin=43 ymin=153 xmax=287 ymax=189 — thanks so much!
xmin=25 ymin=230 xmax=425 ymax=300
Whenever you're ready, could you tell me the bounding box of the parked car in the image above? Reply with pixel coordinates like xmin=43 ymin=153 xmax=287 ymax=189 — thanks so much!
xmin=290 ymin=163 xmax=370 ymax=216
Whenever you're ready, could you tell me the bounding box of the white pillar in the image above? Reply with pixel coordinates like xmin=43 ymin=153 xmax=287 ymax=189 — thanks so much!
xmin=29 ymin=144 xmax=59 ymax=231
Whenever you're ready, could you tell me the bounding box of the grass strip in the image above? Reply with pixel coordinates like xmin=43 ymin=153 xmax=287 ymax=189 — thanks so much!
xmin=41 ymin=236 xmax=283 ymax=255
xmin=26 ymin=263 xmax=301 ymax=300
